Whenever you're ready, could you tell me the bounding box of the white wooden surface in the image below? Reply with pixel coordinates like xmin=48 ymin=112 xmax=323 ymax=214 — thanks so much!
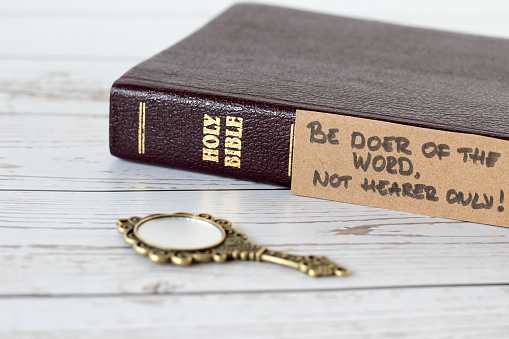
xmin=2 ymin=0 xmax=509 ymax=338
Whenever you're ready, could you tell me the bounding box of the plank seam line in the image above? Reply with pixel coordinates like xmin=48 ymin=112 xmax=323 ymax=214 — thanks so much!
xmin=0 ymin=188 xmax=290 ymax=193
xmin=1 ymin=283 xmax=508 ymax=299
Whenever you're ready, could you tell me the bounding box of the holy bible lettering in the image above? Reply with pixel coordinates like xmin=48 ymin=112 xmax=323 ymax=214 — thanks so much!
xmin=202 ymin=114 xmax=243 ymax=168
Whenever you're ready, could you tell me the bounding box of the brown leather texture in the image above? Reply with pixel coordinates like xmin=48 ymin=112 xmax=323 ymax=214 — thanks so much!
xmin=110 ymin=3 xmax=509 ymax=186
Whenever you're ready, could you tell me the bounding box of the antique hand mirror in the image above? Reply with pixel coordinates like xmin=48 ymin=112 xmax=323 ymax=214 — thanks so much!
xmin=117 ymin=213 xmax=349 ymax=277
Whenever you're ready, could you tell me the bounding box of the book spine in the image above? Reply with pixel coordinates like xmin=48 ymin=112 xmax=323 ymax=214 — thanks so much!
xmin=109 ymin=83 xmax=296 ymax=186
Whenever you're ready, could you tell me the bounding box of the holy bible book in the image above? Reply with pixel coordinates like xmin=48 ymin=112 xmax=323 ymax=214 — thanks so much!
xmin=110 ymin=4 xmax=509 ymax=226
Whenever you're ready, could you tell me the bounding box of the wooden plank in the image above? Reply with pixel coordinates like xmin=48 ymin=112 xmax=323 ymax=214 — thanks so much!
xmin=1 ymin=190 xmax=509 ymax=295
xmin=0 ymin=13 xmax=212 ymax=59
xmin=1 ymin=286 xmax=509 ymax=338
xmin=0 ymin=0 xmax=230 ymax=12
xmin=0 ymin=115 xmax=278 ymax=190
xmin=0 ymin=60 xmax=129 ymax=115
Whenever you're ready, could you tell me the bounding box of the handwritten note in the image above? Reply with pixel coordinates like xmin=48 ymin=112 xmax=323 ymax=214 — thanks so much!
xmin=291 ymin=110 xmax=508 ymax=228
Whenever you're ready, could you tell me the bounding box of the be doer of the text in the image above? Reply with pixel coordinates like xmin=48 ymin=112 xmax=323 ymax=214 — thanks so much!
xmin=306 ymin=120 xmax=505 ymax=213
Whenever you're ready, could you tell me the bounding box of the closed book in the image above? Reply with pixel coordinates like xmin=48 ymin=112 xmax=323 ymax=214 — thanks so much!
xmin=110 ymin=3 xmax=509 ymax=187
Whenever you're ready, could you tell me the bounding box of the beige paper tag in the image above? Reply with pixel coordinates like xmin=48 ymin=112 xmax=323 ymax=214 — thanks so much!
xmin=291 ymin=110 xmax=508 ymax=228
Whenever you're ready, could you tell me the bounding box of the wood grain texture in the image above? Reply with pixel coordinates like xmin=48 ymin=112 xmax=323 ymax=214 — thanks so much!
xmin=2 ymin=286 xmax=509 ymax=338
xmin=0 ymin=60 xmax=129 ymax=115
xmin=2 ymin=0 xmax=509 ymax=337
xmin=1 ymin=190 xmax=508 ymax=296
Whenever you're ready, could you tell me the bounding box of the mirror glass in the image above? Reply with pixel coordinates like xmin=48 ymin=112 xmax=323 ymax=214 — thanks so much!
xmin=136 ymin=216 xmax=225 ymax=250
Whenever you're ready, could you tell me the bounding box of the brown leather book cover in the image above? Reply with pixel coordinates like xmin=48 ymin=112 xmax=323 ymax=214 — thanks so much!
xmin=110 ymin=3 xmax=509 ymax=187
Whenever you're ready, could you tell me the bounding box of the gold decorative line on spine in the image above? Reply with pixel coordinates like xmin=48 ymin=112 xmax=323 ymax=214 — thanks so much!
xmin=138 ymin=102 xmax=146 ymax=154
xmin=138 ymin=102 xmax=142 ymax=154
xmin=142 ymin=102 xmax=146 ymax=154
xmin=288 ymin=123 xmax=295 ymax=177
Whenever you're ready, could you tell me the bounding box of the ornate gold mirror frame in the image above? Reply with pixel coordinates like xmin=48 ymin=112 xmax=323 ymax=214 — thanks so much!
xmin=117 ymin=212 xmax=349 ymax=277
